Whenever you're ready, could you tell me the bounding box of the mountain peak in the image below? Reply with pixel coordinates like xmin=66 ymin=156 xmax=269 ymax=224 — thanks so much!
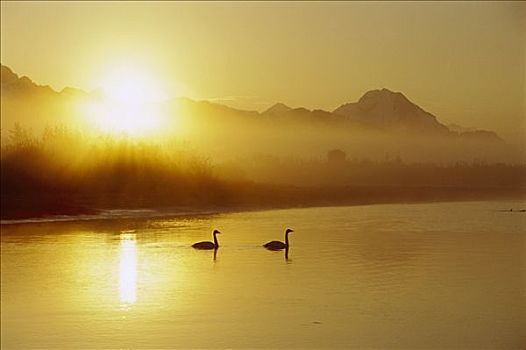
xmin=358 ymin=88 xmax=410 ymax=104
xmin=60 ymin=86 xmax=86 ymax=96
xmin=1 ymin=64 xmax=85 ymax=98
xmin=333 ymin=88 xmax=449 ymax=133
xmin=1 ymin=64 xmax=19 ymax=85
xmin=263 ymin=102 xmax=292 ymax=115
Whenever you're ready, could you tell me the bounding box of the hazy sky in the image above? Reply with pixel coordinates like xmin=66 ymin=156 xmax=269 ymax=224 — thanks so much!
xmin=1 ymin=1 xmax=525 ymax=141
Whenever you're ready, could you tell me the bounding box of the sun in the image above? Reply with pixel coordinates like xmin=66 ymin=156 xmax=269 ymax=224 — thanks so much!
xmin=84 ymin=65 xmax=170 ymax=137
xmin=87 ymin=101 xmax=165 ymax=137
xmin=101 ymin=66 xmax=167 ymax=105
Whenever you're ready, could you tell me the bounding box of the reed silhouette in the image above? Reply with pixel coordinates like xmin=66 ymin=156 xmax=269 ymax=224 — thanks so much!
xmin=1 ymin=125 xmax=525 ymax=220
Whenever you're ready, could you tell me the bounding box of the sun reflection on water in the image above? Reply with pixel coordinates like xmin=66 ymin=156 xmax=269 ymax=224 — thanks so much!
xmin=119 ymin=234 xmax=137 ymax=306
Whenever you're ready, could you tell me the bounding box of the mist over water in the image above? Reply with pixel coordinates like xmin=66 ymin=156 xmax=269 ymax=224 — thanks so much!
xmin=2 ymin=200 xmax=525 ymax=349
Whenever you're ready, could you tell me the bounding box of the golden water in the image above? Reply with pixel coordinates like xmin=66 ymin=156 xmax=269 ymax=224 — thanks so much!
xmin=1 ymin=201 xmax=525 ymax=348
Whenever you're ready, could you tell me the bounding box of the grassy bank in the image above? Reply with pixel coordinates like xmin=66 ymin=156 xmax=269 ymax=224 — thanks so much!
xmin=2 ymin=125 xmax=525 ymax=220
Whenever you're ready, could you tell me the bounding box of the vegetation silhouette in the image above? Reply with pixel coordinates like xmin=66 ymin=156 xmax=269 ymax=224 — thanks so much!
xmin=1 ymin=125 xmax=525 ymax=220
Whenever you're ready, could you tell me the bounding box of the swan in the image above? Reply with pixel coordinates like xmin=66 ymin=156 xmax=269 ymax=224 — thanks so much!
xmin=192 ymin=229 xmax=221 ymax=250
xmin=263 ymin=228 xmax=293 ymax=250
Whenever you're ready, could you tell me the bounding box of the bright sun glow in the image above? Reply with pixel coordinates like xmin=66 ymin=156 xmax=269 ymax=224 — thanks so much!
xmin=84 ymin=66 xmax=170 ymax=137
xmin=102 ymin=66 xmax=167 ymax=104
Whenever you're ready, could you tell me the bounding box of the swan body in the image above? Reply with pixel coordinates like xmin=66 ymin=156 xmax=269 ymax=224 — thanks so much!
xmin=263 ymin=228 xmax=293 ymax=250
xmin=263 ymin=241 xmax=287 ymax=250
xmin=192 ymin=241 xmax=216 ymax=249
xmin=192 ymin=230 xmax=220 ymax=250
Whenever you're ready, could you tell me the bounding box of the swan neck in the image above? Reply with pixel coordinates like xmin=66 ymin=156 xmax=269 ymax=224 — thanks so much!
xmin=285 ymin=231 xmax=289 ymax=247
xmin=213 ymin=232 xmax=219 ymax=247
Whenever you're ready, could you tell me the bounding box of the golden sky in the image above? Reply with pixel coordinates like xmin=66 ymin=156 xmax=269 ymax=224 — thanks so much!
xmin=1 ymin=1 xmax=525 ymax=141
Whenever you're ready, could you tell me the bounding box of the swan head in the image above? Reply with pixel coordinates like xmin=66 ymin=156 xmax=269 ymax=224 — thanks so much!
xmin=285 ymin=228 xmax=294 ymax=234
xmin=213 ymin=229 xmax=221 ymax=234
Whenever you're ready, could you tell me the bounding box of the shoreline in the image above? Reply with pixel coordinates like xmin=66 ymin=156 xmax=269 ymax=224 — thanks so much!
xmin=2 ymin=194 xmax=525 ymax=226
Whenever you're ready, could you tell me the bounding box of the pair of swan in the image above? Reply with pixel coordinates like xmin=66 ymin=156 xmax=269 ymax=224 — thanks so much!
xmin=192 ymin=228 xmax=294 ymax=250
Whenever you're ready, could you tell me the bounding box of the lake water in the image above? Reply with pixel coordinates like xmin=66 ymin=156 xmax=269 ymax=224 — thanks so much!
xmin=1 ymin=200 xmax=525 ymax=349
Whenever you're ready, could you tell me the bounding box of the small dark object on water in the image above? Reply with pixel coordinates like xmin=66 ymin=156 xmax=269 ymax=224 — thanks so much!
xmin=192 ymin=229 xmax=221 ymax=250
xmin=264 ymin=228 xmax=294 ymax=250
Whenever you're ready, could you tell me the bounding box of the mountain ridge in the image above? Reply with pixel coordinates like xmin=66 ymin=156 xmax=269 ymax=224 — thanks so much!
xmin=1 ymin=64 xmax=58 ymax=97
xmin=0 ymin=64 xmax=501 ymax=142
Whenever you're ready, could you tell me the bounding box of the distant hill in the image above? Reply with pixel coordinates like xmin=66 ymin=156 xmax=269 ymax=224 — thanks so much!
xmin=1 ymin=64 xmax=90 ymax=134
xmin=255 ymin=88 xmax=502 ymax=143
xmin=1 ymin=64 xmax=501 ymax=140
xmin=1 ymin=65 xmax=58 ymax=97
xmin=1 ymin=64 xmax=512 ymax=162
xmin=333 ymin=88 xmax=450 ymax=134
xmin=263 ymin=102 xmax=292 ymax=115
